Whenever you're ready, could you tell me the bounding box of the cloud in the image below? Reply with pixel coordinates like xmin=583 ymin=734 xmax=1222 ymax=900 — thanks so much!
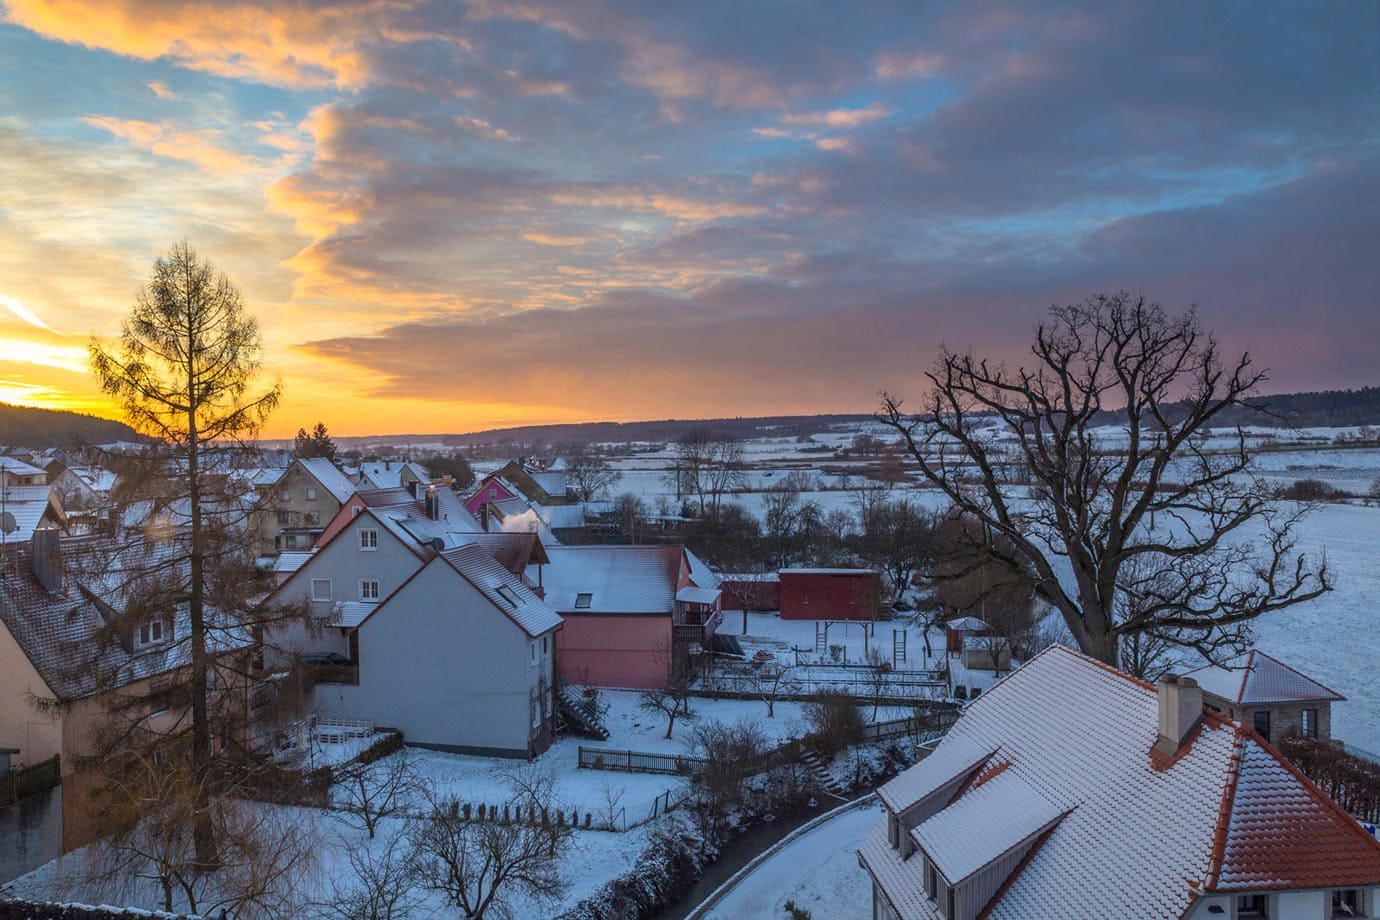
xmin=146 ymin=80 xmax=178 ymax=100
xmin=81 ymin=115 xmax=260 ymax=176
xmin=780 ymin=102 xmax=890 ymax=129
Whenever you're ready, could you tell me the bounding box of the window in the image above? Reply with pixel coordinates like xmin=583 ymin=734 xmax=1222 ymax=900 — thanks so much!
xmin=531 ymin=642 xmax=538 ymax=664
xmin=489 ymin=487 xmax=498 ymax=499
xmin=352 ymin=506 xmax=363 ymax=518
xmin=924 ymin=859 xmax=937 ymax=900
xmin=358 ymin=528 xmax=378 ymax=550
xmin=281 ymin=491 xmax=291 ymax=502
xmin=307 ymin=512 xmax=321 ymax=526
xmin=1332 ymin=889 xmax=1363 ymax=917
xmin=136 ymin=619 xmax=165 ymax=648
xmin=496 ymin=585 xmax=520 ymax=607
xmin=1253 ymin=711 xmax=1271 ymax=742
xmin=360 ymin=580 xmax=380 ymax=600
xmin=277 ymin=510 xmax=292 ymax=524
xmin=574 ymin=592 xmax=593 ymax=609
xmin=1237 ymin=894 xmax=1268 ymax=918
xmin=887 ymin=814 xmax=900 ymax=848
xmin=542 ymin=635 xmax=548 ymax=655
xmin=311 ymin=579 xmax=332 ymax=601
xmin=1302 ymin=708 xmax=1319 ymax=739
xmin=307 ymin=487 xmax=317 ymax=500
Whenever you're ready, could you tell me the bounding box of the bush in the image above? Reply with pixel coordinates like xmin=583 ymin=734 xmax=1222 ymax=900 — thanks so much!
xmin=558 ymin=816 xmax=716 ymax=920
xmin=353 ymin=730 xmax=404 ymax=766
xmin=804 ymin=692 xmax=867 ymax=759
xmin=1274 ymin=478 xmax=1349 ymax=501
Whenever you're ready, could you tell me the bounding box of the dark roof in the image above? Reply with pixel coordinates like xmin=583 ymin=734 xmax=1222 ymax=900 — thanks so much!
xmin=0 ymin=536 xmax=252 ymax=701
xmin=459 ymin=531 xmax=550 ymax=573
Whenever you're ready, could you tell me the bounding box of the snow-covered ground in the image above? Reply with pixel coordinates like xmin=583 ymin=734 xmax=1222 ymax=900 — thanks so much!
xmin=701 ymin=798 xmax=882 ymax=920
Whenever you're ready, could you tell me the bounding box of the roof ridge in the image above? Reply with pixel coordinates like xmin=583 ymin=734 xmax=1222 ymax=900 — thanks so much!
xmin=1236 ymin=649 xmax=1255 ymax=703
xmin=1204 ymin=726 xmax=1246 ymax=890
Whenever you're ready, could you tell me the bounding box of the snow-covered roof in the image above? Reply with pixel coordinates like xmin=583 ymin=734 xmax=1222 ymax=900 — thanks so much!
xmin=273 ymin=551 xmax=314 ymax=574
xmin=676 ymin=586 xmax=721 ymax=605
xmin=533 ymin=502 xmax=588 ymax=530
xmin=683 ymin=548 xmax=720 ymax=590
xmin=540 ymin=545 xmax=681 ymax=614
xmin=528 ymin=470 xmax=567 ymax=497
xmin=331 ymin=601 xmax=375 ymax=629
xmin=860 ymin=645 xmax=1380 ymax=920
xmin=720 ymin=571 xmax=780 ymax=583
xmin=297 ymin=458 xmax=357 ymax=503
xmin=911 ymin=770 xmax=1063 ymax=884
xmin=0 ymin=456 xmax=45 ymax=478
xmin=362 ymin=488 xmax=484 ymax=553
xmin=0 ymin=484 xmax=64 ymax=541
xmin=1184 ymin=649 xmax=1345 ymax=705
xmin=438 ymin=543 xmax=563 ymax=637
xmin=66 ymin=466 xmax=117 ymax=493
xmin=356 ymin=460 xmax=430 ymax=491
xmin=780 ymin=567 xmax=876 ymax=576
xmin=944 ymin=615 xmax=990 ymax=631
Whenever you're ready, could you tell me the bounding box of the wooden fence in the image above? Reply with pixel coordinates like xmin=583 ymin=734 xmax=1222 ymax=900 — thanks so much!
xmin=1 ymin=755 xmax=60 ymax=806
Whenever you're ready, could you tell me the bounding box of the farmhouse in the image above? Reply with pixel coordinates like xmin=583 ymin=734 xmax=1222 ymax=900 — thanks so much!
xmin=859 ymin=645 xmax=1380 ymax=920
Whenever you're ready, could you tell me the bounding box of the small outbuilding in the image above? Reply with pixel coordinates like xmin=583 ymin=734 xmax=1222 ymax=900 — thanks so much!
xmin=944 ymin=615 xmax=992 ymax=656
xmin=779 ymin=568 xmax=881 ymax=621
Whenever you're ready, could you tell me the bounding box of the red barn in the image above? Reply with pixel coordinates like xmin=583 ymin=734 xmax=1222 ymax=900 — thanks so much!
xmin=778 ymin=568 xmax=881 ymax=621
xmin=719 ymin=573 xmax=780 ymax=611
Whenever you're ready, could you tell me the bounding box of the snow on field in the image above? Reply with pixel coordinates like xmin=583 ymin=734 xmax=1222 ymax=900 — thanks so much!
xmin=1248 ymin=502 xmax=1380 ymax=754
xmin=701 ymin=798 xmax=882 ymax=920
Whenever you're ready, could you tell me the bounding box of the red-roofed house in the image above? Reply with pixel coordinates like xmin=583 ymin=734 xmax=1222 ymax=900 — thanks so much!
xmin=859 ymin=645 xmax=1380 ymax=920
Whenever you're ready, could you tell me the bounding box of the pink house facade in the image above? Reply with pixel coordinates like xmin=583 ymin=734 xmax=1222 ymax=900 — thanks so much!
xmin=465 ymin=476 xmax=519 ymax=517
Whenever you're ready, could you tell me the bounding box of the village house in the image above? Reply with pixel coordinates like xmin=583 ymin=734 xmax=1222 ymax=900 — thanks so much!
xmin=311 ymin=543 xmax=563 ymax=758
xmin=265 ymin=484 xmax=485 ymax=665
xmin=353 ymin=459 xmax=430 ymax=492
xmin=256 ymin=457 xmax=357 ymax=555
xmin=534 ymin=545 xmax=721 ymax=688
xmin=466 ymin=459 xmax=572 ymax=514
xmin=0 ymin=456 xmax=48 ymax=486
xmin=0 ymin=528 xmax=255 ymax=865
xmin=1185 ymin=648 xmax=1345 ymax=744
xmin=859 ymin=645 xmax=1380 ymax=920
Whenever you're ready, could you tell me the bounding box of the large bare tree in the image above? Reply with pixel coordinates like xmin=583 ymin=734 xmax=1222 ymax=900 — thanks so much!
xmin=89 ymin=241 xmax=283 ymax=866
xmin=880 ymin=293 xmax=1330 ymax=666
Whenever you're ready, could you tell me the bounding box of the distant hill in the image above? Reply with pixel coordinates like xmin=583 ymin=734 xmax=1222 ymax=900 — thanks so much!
xmin=0 ymin=403 xmax=139 ymax=449
xmin=322 ymin=386 xmax=1380 ymax=449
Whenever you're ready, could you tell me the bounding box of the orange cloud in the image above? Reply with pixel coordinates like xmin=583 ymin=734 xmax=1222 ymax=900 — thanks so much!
xmin=4 ymin=0 xmax=388 ymax=89
xmin=81 ymin=115 xmax=259 ymax=176
xmin=146 ymin=80 xmax=177 ymax=99
xmin=875 ymin=51 xmax=945 ymax=81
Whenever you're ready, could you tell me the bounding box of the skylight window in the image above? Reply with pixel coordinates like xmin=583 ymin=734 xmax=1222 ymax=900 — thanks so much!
xmin=575 ymin=592 xmax=593 ymax=609
xmin=495 ymin=586 xmax=520 ymax=606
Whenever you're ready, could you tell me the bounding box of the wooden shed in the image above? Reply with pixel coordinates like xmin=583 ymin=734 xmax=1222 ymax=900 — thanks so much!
xmin=779 ymin=568 xmax=881 ymax=621
xmin=945 ymin=615 xmax=992 ymax=656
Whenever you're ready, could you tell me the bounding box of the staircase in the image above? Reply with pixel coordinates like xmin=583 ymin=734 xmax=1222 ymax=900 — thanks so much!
xmin=557 ymin=686 xmax=610 ymax=740
xmin=800 ymin=747 xmax=848 ymax=798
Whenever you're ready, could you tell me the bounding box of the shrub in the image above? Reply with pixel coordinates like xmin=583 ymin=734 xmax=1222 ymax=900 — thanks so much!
xmin=804 ymin=692 xmax=867 ymax=759
xmin=1274 ymin=478 xmax=1349 ymax=501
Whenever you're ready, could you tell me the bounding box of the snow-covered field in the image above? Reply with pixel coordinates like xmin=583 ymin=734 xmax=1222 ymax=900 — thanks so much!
xmin=702 ymin=798 xmax=882 ymax=920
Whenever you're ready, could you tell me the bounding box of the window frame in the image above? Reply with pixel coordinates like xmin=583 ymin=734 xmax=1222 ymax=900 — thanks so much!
xmin=574 ymin=592 xmax=593 ymax=609
xmin=311 ymin=579 xmax=332 ymax=602
xmin=1301 ymin=707 xmax=1319 ymax=739
xmin=358 ymin=528 xmax=379 ymax=551
xmin=1236 ymin=894 xmax=1269 ymax=918
xmin=360 ymin=580 xmax=380 ymax=601
xmin=1331 ymin=888 xmax=1363 ymax=917
xmin=306 ymin=487 xmax=317 ymax=500
xmin=1252 ymin=710 xmax=1271 ymax=742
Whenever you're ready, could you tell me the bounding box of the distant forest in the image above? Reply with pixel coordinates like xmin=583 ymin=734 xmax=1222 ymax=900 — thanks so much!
xmin=345 ymin=386 xmax=1380 ymax=448
xmin=0 ymin=403 xmax=139 ymax=449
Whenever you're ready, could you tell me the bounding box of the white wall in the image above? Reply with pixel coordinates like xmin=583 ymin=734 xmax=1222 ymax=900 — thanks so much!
xmin=265 ymin=510 xmax=424 ymax=662
xmin=314 ymin=560 xmax=549 ymax=756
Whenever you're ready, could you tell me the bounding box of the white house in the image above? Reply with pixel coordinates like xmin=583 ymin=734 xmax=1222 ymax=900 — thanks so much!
xmin=859 ymin=645 xmax=1380 ymax=920
xmin=312 ymin=543 xmax=563 ymax=758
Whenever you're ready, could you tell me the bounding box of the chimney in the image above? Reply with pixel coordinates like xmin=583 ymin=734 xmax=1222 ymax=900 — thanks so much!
xmin=479 ymin=502 xmax=490 ymax=532
xmin=385 ymin=459 xmax=392 ymax=471
xmin=425 ymin=485 xmax=439 ymax=521
xmin=1154 ymin=674 xmax=1203 ymax=756
xmin=31 ymin=526 xmax=62 ymax=594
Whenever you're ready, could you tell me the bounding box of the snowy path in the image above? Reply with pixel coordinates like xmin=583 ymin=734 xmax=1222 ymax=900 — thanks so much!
xmin=700 ymin=798 xmax=883 ymax=920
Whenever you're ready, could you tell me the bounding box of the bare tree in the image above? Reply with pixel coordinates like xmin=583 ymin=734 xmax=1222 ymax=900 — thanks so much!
xmin=89 ymin=241 xmax=286 ymax=866
xmin=334 ymin=748 xmax=423 ymax=840
xmin=565 ymin=448 xmax=622 ymax=502
xmin=83 ymin=748 xmax=316 ymax=917
xmin=751 ymin=659 xmax=793 ymax=718
xmin=672 ymin=430 xmax=746 ymax=516
xmin=316 ymin=830 xmax=421 ymax=920
xmin=639 ymin=680 xmax=695 ymax=740
xmin=881 ymin=293 xmax=1331 ymax=665
xmin=863 ymin=646 xmax=892 ymax=719
xmin=409 ymin=773 xmax=571 ymax=919
xmin=688 ymin=719 xmax=771 ymax=835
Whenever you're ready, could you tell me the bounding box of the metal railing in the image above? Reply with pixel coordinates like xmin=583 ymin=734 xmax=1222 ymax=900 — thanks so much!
xmin=578 ymin=747 xmax=704 ymax=775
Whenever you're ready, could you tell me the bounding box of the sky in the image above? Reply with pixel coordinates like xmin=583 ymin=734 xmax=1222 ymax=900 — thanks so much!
xmin=0 ymin=1 xmax=1377 ymax=437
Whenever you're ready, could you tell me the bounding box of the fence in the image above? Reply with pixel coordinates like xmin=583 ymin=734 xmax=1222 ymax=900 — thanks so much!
xmin=578 ymin=746 xmax=706 ymax=775
xmin=695 ymin=665 xmax=948 ymax=703
xmin=0 ymin=755 xmax=60 ymax=806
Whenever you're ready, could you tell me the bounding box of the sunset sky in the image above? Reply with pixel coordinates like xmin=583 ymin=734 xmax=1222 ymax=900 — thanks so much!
xmin=1 ymin=1 xmax=1377 ymax=437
